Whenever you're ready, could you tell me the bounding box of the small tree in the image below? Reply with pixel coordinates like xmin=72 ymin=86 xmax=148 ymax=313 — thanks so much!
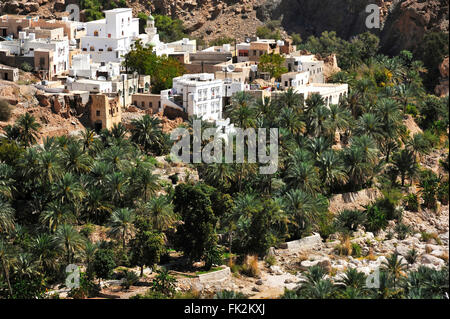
xmin=258 ymin=53 xmax=288 ymax=80
xmin=130 ymin=228 xmax=165 ymax=276
xmin=92 ymin=248 xmax=116 ymax=282
xmin=0 ymin=100 xmax=12 ymax=122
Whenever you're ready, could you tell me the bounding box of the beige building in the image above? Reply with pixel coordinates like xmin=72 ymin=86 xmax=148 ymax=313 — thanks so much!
xmin=132 ymin=93 xmax=161 ymax=114
xmin=0 ymin=65 xmax=19 ymax=81
xmin=249 ymin=40 xmax=280 ymax=62
xmin=89 ymin=94 xmax=122 ymax=131
xmin=0 ymin=15 xmax=81 ymax=40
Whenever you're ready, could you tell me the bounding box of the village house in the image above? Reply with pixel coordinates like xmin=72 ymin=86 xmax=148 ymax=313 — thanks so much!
xmin=0 ymin=32 xmax=69 ymax=79
xmin=280 ymin=71 xmax=310 ymax=90
xmin=161 ymin=73 xmax=224 ymax=122
xmin=89 ymin=94 xmax=122 ymax=131
xmin=0 ymin=15 xmax=83 ymax=41
xmin=285 ymin=54 xmax=325 ymax=84
xmin=80 ymin=8 xmax=139 ymax=63
xmin=248 ymin=39 xmax=281 ymax=62
xmin=0 ymin=65 xmax=19 ymax=82
xmin=131 ymin=93 xmax=161 ymax=114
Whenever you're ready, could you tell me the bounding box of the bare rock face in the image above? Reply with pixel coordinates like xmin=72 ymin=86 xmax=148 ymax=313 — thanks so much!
xmin=435 ymin=56 xmax=449 ymax=97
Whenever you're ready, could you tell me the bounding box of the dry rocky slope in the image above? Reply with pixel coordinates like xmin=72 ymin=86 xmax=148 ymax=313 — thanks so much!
xmin=1 ymin=0 xmax=448 ymax=54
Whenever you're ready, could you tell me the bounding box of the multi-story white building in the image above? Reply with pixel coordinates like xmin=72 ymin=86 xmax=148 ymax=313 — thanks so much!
xmin=280 ymin=71 xmax=310 ymax=90
xmin=161 ymin=73 xmax=224 ymax=121
xmin=80 ymin=8 xmax=139 ymax=63
xmin=285 ymin=54 xmax=325 ymax=84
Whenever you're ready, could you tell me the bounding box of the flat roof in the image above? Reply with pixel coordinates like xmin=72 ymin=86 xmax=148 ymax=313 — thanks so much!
xmin=104 ymin=8 xmax=132 ymax=13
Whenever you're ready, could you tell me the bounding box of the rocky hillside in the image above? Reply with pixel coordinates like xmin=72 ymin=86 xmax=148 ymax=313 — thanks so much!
xmin=1 ymin=0 xmax=448 ymax=53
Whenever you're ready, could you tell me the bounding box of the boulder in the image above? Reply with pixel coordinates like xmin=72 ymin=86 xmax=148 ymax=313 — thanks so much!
xmin=420 ymin=254 xmax=445 ymax=267
xmin=279 ymin=233 xmax=322 ymax=251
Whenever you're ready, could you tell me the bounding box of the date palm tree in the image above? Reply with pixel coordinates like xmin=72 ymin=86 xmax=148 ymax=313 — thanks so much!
xmin=31 ymin=233 xmax=58 ymax=274
xmin=40 ymin=201 xmax=74 ymax=233
xmin=0 ymin=163 xmax=15 ymax=200
xmin=52 ymin=173 xmax=85 ymax=206
xmin=355 ymin=113 xmax=384 ymax=142
xmin=283 ymin=189 xmax=327 ymax=238
xmin=0 ymin=200 xmax=15 ymax=235
xmin=54 ymin=223 xmax=85 ymax=265
xmin=140 ymin=196 xmax=176 ymax=233
xmin=108 ymin=208 xmax=135 ymax=251
xmin=392 ymin=149 xmax=418 ymax=186
xmin=317 ymin=149 xmax=348 ymax=192
xmin=382 ymin=253 xmax=407 ymax=289
xmin=61 ymin=141 xmax=92 ymax=174
xmin=105 ymin=171 xmax=129 ymax=206
xmin=15 ymin=113 xmax=41 ymax=147
xmin=130 ymin=115 xmax=168 ymax=155
xmin=284 ymin=161 xmax=321 ymax=195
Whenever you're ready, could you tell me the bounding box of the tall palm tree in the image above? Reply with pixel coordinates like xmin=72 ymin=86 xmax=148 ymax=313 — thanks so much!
xmin=284 ymin=161 xmax=321 ymax=195
xmin=31 ymin=233 xmax=58 ymax=274
xmin=283 ymin=189 xmax=327 ymax=238
xmin=324 ymin=104 xmax=352 ymax=140
xmin=52 ymin=173 xmax=85 ymax=206
xmin=140 ymin=196 xmax=176 ymax=232
xmin=61 ymin=141 xmax=92 ymax=174
xmin=317 ymin=150 xmax=348 ymax=191
xmin=15 ymin=113 xmax=41 ymax=146
xmin=406 ymin=133 xmax=431 ymax=160
xmin=84 ymin=187 xmax=112 ymax=224
xmin=382 ymin=253 xmax=407 ymax=289
xmin=0 ymin=200 xmax=15 ymax=235
xmin=108 ymin=208 xmax=135 ymax=251
xmin=105 ymin=171 xmax=129 ymax=206
xmin=355 ymin=113 xmax=384 ymax=142
xmin=37 ymin=150 xmax=62 ymax=185
xmin=40 ymin=201 xmax=74 ymax=233
xmin=0 ymin=163 xmax=15 ymax=201
xmin=392 ymin=149 xmax=418 ymax=186
xmin=54 ymin=223 xmax=85 ymax=265
xmin=202 ymin=162 xmax=235 ymax=190
xmin=130 ymin=115 xmax=168 ymax=155
xmin=226 ymin=91 xmax=257 ymax=129
xmin=0 ymin=239 xmax=15 ymax=297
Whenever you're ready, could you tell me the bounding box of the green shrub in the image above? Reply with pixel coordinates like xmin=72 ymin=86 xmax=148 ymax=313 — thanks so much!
xmin=68 ymin=272 xmax=100 ymax=299
xmin=93 ymin=248 xmax=116 ymax=280
xmin=214 ymin=290 xmax=247 ymax=299
xmin=437 ymin=179 xmax=449 ymax=205
xmin=364 ymin=204 xmax=388 ymax=233
xmin=120 ymin=270 xmax=139 ymax=290
xmin=0 ymin=100 xmax=12 ymax=122
xmin=395 ymin=223 xmax=412 ymax=240
xmin=334 ymin=209 xmax=366 ymax=233
xmin=20 ymin=62 xmax=33 ymax=72
xmin=265 ymin=255 xmax=277 ymax=267
xmin=404 ymin=193 xmax=419 ymax=212
xmin=351 ymin=243 xmax=362 ymax=257
xmin=405 ymin=104 xmax=418 ymax=117
xmin=405 ymin=248 xmax=418 ymax=264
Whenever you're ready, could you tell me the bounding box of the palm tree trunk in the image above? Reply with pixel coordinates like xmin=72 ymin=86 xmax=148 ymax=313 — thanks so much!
xmin=1 ymin=259 xmax=13 ymax=297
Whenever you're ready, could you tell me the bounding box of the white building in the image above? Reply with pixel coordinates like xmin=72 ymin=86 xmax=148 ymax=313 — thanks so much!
xmin=293 ymin=83 xmax=349 ymax=106
xmin=161 ymin=73 xmax=224 ymax=121
xmin=0 ymin=32 xmax=69 ymax=76
xmin=281 ymin=71 xmax=310 ymax=90
xmin=66 ymin=78 xmax=113 ymax=94
xmin=285 ymin=54 xmax=325 ymax=84
xmin=236 ymin=42 xmax=250 ymax=63
xmin=69 ymin=54 xmax=121 ymax=80
xmin=80 ymin=8 xmax=139 ymax=63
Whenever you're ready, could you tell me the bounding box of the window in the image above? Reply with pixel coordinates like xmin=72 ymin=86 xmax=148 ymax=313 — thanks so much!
xmin=108 ymin=33 xmax=111 ymax=38
xmin=142 ymin=101 xmax=145 ymax=108
xmin=90 ymin=46 xmax=95 ymax=51
xmin=96 ymin=110 xmax=100 ymax=116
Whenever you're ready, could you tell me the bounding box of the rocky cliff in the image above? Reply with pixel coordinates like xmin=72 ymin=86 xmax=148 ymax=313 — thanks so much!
xmin=0 ymin=0 xmax=448 ymax=54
